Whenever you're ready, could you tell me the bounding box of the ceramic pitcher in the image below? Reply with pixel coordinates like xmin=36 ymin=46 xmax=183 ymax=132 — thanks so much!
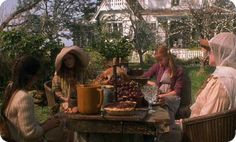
xmin=76 ymin=84 xmax=103 ymax=114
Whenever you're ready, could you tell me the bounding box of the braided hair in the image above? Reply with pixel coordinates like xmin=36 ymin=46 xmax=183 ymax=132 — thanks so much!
xmin=1 ymin=55 xmax=41 ymax=117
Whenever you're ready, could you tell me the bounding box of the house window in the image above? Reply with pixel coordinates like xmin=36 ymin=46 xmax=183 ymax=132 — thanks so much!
xmin=172 ymin=0 xmax=180 ymax=6
xmin=113 ymin=23 xmax=118 ymax=31
xmin=106 ymin=23 xmax=123 ymax=33
xmin=107 ymin=23 xmax=112 ymax=32
xmin=109 ymin=0 xmax=124 ymax=6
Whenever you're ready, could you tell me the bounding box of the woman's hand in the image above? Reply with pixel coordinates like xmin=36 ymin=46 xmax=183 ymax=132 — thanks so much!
xmin=64 ymin=107 xmax=78 ymax=114
xmin=55 ymin=92 xmax=68 ymax=102
xmin=157 ymin=91 xmax=178 ymax=104
xmin=147 ymin=81 xmax=156 ymax=86
xmin=175 ymin=119 xmax=183 ymax=129
xmin=157 ymin=94 xmax=165 ymax=104
xmin=41 ymin=117 xmax=60 ymax=133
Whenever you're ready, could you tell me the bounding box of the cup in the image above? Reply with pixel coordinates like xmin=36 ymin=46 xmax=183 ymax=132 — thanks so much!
xmin=102 ymin=85 xmax=115 ymax=106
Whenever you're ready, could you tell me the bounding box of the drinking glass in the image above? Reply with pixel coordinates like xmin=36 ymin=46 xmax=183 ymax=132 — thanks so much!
xmin=141 ymin=85 xmax=158 ymax=113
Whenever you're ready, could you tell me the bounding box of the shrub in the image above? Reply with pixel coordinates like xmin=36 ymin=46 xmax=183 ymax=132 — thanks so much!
xmin=175 ymin=57 xmax=200 ymax=66
xmin=144 ymin=53 xmax=155 ymax=65
xmin=84 ymin=48 xmax=106 ymax=82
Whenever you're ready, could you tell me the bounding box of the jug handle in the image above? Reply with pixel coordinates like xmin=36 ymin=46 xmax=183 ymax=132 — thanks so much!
xmin=97 ymin=88 xmax=104 ymax=108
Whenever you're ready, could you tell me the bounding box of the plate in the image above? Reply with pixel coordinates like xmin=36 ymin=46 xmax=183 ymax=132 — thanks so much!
xmin=105 ymin=108 xmax=135 ymax=116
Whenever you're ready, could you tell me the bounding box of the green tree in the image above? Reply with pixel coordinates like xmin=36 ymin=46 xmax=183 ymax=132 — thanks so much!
xmin=91 ymin=30 xmax=133 ymax=61
xmin=0 ymin=30 xmax=45 ymax=57
xmin=132 ymin=21 xmax=157 ymax=64
xmin=126 ymin=0 xmax=159 ymax=63
xmin=187 ymin=0 xmax=236 ymax=74
xmin=69 ymin=23 xmax=97 ymax=48
xmin=0 ymin=0 xmax=43 ymax=30
xmin=0 ymin=30 xmax=62 ymax=85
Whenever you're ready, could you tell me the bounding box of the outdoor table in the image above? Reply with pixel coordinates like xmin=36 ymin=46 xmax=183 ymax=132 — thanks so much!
xmin=59 ymin=106 xmax=170 ymax=142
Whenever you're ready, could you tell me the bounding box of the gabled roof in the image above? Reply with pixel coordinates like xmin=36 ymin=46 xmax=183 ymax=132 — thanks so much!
xmin=90 ymin=0 xmax=132 ymax=22
xmin=90 ymin=0 xmax=224 ymax=22
xmin=90 ymin=0 xmax=144 ymax=22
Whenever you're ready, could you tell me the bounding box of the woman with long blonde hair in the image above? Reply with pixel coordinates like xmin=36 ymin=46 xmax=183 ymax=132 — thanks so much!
xmin=143 ymin=45 xmax=185 ymax=122
xmin=142 ymin=45 xmax=185 ymax=142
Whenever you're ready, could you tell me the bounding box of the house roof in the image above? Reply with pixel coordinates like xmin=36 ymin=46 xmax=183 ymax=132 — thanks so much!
xmin=90 ymin=0 xmax=229 ymax=22
xmin=91 ymin=0 xmax=144 ymax=22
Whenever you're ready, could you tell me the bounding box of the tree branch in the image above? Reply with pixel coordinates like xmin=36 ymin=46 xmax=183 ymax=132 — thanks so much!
xmin=0 ymin=0 xmax=45 ymax=30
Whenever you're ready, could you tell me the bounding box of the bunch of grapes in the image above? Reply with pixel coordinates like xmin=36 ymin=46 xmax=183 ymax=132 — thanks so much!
xmin=108 ymin=76 xmax=143 ymax=103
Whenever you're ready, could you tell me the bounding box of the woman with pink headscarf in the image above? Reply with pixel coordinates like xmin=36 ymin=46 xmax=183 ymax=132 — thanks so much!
xmin=191 ymin=32 xmax=236 ymax=117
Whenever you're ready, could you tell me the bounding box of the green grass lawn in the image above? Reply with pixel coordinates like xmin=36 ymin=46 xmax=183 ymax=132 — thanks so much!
xmin=185 ymin=66 xmax=214 ymax=101
xmin=34 ymin=105 xmax=50 ymax=123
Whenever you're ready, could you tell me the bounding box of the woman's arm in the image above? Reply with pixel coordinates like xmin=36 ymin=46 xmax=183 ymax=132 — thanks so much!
xmin=142 ymin=63 xmax=159 ymax=79
xmin=40 ymin=117 xmax=60 ymax=133
xmin=173 ymin=67 xmax=185 ymax=96
xmin=198 ymin=79 xmax=230 ymax=116
xmin=190 ymin=78 xmax=230 ymax=117
xmin=17 ymin=92 xmax=44 ymax=140
xmin=52 ymin=74 xmax=68 ymax=102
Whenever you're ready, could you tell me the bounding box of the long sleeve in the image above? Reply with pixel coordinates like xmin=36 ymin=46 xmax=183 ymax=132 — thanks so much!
xmin=173 ymin=67 xmax=184 ymax=96
xmin=143 ymin=63 xmax=159 ymax=79
xmin=17 ymin=92 xmax=44 ymax=140
xmin=190 ymin=77 xmax=230 ymax=118
xmin=5 ymin=90 xmax=44 ymax=142
xmin=52 ymin=73 xmax=62 ymax=92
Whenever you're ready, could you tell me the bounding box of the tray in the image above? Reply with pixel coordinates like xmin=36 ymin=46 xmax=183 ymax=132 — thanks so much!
xmin=64 ymin=109 xmax=148 ymax=122
xmin=104 ymin=109 xmax=148 ymax=121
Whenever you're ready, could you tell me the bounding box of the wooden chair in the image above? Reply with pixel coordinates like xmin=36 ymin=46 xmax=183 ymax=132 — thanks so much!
xmin=182 ymin=109 xmax=236 ymax=142
xmin=44 ymin=81 xmax=56 ymax=107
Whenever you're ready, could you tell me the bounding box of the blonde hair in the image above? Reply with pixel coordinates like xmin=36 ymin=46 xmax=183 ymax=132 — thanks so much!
xmin=155 ymin=45 xmax=177 ymax=78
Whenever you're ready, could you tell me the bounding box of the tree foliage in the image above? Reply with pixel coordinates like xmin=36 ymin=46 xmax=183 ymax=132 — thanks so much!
xmin=166 ymin=0 xmax=236 ymax=48
xmin=91 ymin=30 xmax=133 ymax=60
xmin=0 ymin=30 xmax=63 ymax=86
xmin=132 ymin=21 xmax=158 ymax=63
xmin=0 ymin=0 xmax=43 ymax=30
xmin=0 ymin=30 xmax=45 ymax=57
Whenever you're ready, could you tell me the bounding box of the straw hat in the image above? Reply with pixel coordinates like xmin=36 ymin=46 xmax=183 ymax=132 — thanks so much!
xmin=199 ymin=39 xmax=210 ymax=51
xmin=55 ymin=46 xmax=89 ymax=72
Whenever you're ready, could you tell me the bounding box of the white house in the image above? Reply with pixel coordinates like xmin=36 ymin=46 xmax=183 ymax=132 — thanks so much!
xmin=91 ymin=0 xmax=215 ymax=62
xmin=91 ymin=0 xmax=215 ymax=47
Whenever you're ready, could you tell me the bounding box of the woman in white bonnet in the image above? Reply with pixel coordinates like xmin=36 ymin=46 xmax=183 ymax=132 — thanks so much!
xmin=172 ymin=32 xmax=236 ymax=142
xmin=191 ymin=32 xmax=236 ymax=117
xmin=160 ymin=32 xmax=236 ymax=142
